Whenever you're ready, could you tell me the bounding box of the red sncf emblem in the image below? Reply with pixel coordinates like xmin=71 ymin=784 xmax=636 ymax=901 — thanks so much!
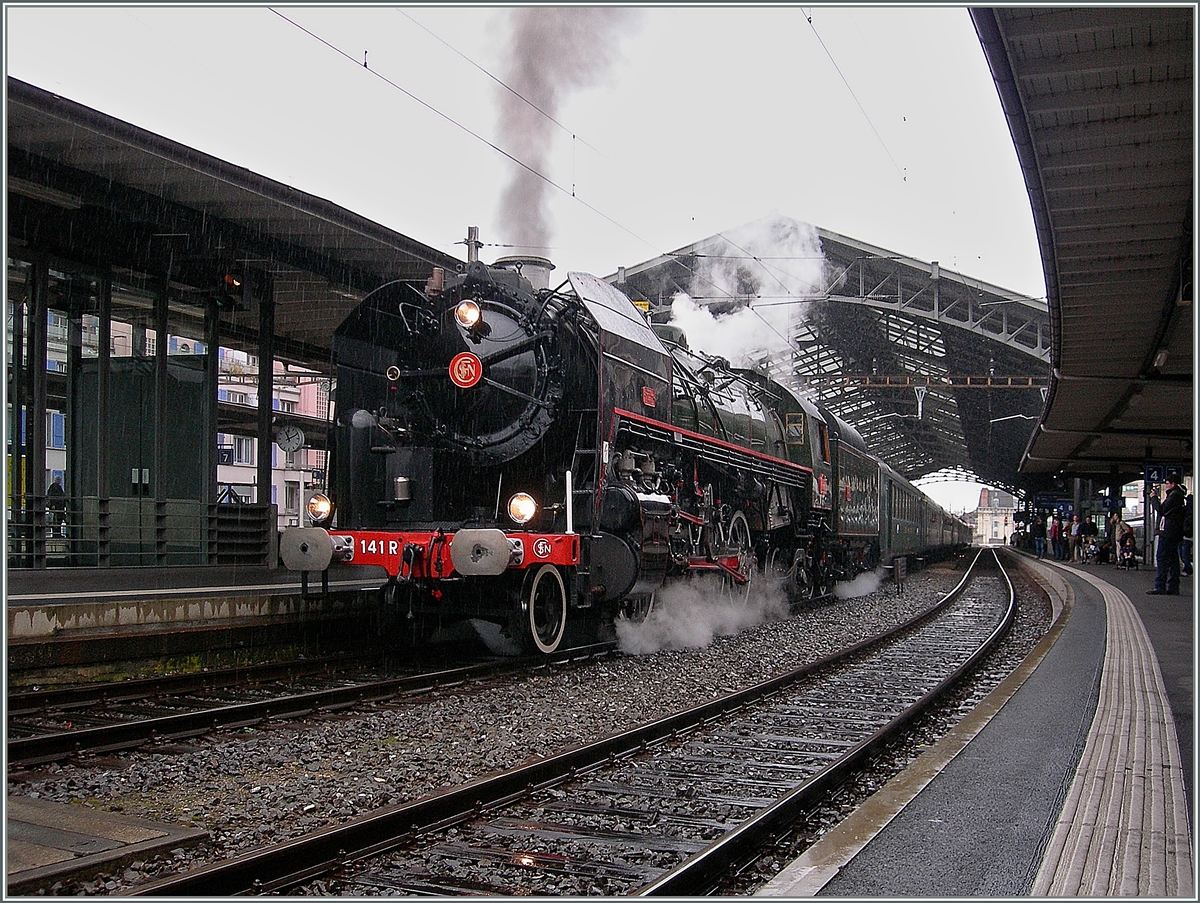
xmin=642 ymin=386 xmax=656 ymax=407
xmin=449 ymin=352 xmax=483 ymax=388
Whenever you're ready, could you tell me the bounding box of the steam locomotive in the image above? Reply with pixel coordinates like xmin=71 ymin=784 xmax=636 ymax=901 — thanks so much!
xmin=281 ymin=256 xmax=971 ymax=653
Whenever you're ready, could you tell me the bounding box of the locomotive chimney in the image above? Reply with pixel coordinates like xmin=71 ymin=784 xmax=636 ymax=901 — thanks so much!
xmin=493 ymin=255 xmax=555 ymax=291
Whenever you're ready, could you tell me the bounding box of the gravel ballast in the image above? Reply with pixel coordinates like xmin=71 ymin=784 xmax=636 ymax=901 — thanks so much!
xmin=8 ymin=561 xmax=1048 ymax=895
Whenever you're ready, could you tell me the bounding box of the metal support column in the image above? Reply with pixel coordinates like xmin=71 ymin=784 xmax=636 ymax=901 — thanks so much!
xmin=256 ymin=275 xmax=275 ymax=507
xmin=96 ymin=279 xmax=111 ymax=505
xmin=154 ymin=270 xmax=171 ymax=563
xmin=205 ymin=295 xmax=220 ymax=546
xmin=28 ymin=260 xmax=49 ymax=567
xmin=9 ymin=286 xmax=26 ymax=529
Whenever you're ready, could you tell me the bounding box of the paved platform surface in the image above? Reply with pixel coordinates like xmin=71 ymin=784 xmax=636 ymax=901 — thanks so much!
xmin=5 ymin=797 xmax=205 ymax=894
xmin=758 ymin=554 xmax=1194 ymax=897
xmin=7 ymin=563 xmax=385 ymax=605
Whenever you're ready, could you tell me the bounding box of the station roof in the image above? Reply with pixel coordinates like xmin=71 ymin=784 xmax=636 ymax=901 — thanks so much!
xmin=971 ymin=7 xmax=1194 ymax=485
xmin=7 ymin=5 xmax=1193 ymax=497
xmin=7 ymin=77 xmax=461 ymax=370
xmin=611 ymin=219 xmax=1052 ymax=495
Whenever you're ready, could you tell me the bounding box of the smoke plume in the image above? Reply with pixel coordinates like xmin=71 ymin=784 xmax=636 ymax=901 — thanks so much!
xmin=496 ymin=7 xmax=640 ymax=252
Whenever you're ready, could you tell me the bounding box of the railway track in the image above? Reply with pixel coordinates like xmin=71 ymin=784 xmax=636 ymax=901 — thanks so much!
xmin=131 ymin=548 xmax=1014 ymax=896
xmin=7 ymin=645 xmax=617 ymax=767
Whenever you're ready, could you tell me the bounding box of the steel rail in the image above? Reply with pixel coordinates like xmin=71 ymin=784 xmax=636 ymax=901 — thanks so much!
xmin=131 ymin=554 xmax=993 ymax=897
xmin=8 ymin=643 xmax=615 ymax=766
xmin=7 ymin=653 xmax=373 ymax=715
xmin=636 ymin=547 xmax=1015 ymax=894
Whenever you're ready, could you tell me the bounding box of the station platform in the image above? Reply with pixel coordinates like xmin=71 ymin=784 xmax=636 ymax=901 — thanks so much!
xmin=759 ymin=553 xmax=1194 ymax=897
xmin=5 ymin=563 xmax=386 ymax=607
xmin=5 ymin=564 xmax=388 ymax=681
xmin=5 ymin=797 xmax=205 ymax=894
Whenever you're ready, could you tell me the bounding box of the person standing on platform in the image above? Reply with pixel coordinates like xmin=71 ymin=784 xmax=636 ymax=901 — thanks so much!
xmin=1147 ymin=475 xmax=1186 ymax=595
xmin=1067 ymin=514 xmax=1082 ymax=562
xmin=1111 ymin=510 xmax=1135 ymax=564
xmin=1049 ymin=516 xmax=1063 ymax=560
xmin=1080 ymin=514 xmax=1099 ymax=561
xmin=1180 ymin=492 xmax=1193 ymax=577
xmin=1031 ymin=515 xmax=1047 ymax=559
xmin=46 ymin=475 xmax=66 ymax=536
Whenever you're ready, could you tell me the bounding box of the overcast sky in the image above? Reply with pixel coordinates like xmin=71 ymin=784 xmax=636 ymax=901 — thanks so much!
xmin=6 ymin=4 xmax=1044 ymax=510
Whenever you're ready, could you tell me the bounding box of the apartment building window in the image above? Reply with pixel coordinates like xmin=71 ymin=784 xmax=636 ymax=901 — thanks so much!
xmin=233 ymin=436 xmax=255 ymax=464
xmin=82 ymin=315 xmax=100 ymax=357
xmin=285 ymin=481 xmax=300 ymax=513
xmin=47 ymin=411 xmax=65 ymax=449
xmin=47 ymin=311 xmax=67 ymax=338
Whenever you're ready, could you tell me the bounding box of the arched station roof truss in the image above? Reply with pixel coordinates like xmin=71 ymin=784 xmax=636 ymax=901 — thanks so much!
xmin=612 ymin=219 xmax=1052 ymax=496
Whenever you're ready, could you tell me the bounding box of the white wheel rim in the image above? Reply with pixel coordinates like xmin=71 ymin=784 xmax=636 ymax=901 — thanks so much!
xmin=527 ymin=564 xmax=566 ymax=653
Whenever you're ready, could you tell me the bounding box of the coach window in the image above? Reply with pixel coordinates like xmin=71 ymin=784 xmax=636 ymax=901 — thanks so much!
xmin=817 ymin=422 xmax=832 ymax=464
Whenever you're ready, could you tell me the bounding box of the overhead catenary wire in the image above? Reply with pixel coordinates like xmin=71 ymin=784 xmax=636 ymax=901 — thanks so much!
xmin=269 ymin=5 xmax=918 ymax=365
xmin=267 ymin=7 xmax=746 ymax=311
xmin=803 ymin=8 xmax=906 ymax=182
xmin=269 ymin=9 xmax=559 ymax=205
xmin=396 ymin=9 xmax=606 ymax=159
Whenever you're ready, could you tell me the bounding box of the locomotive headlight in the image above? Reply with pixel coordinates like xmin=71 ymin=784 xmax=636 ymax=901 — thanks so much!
xmin=507 ymin=492 xmax=538 ymax=525
xmin=454 ymin=299 xmax=482 ymax=329
xmin=306 ymin=493 xmax=335 ymax=526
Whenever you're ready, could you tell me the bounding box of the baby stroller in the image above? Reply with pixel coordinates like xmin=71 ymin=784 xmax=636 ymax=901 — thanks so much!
xmin=1117 ymin=534 xmax=1139 ymax=570
xmin=1082 ymin=539 xmax=1100 ymax=564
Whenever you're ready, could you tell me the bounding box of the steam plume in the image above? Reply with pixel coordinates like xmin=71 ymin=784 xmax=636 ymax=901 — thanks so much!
xmin=615 ymin=574 xmax=791 ymax=655
xmin=833 ymin=569 xmax=885 ymax=598
xmin=668 ymin=216 xmax=827 ymax=381
xmin=496 ymin=7 xmax=640 ymax=252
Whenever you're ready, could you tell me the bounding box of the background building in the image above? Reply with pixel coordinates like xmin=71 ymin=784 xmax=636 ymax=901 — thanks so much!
xmin=974 ymin=488 xmax=1017 ymax=546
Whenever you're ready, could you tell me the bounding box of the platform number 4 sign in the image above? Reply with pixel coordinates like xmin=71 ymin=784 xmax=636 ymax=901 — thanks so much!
xmin=1145 ymin=464 xmax=1183 ymax=485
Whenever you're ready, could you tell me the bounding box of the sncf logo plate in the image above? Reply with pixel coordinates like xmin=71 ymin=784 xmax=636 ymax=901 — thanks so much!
xmin=449 ymin=352 xmax=483 ymax=388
